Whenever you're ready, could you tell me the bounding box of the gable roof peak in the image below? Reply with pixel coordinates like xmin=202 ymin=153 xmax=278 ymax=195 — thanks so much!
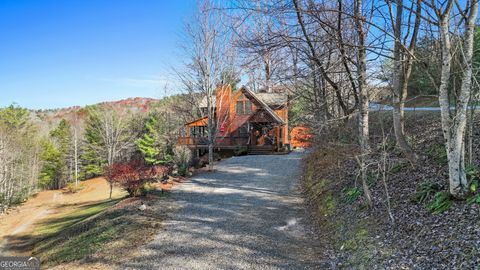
xmin=239 ymin=86 xmax=285 ymax=125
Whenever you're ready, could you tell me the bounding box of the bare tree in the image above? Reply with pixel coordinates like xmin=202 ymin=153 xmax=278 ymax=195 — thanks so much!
xmin=432 ymin=0 xmax=479 ymax=198
xmin=354 ymin=0 xmax=374 ymax=207
xmin=177 ymin=0 xmax=236 ymax=171
xmin=293 ymin=0 xmax=359 ymax=119
xmin=0 ymin=105 xmax=40 ymax=212
xmin=386 ymin=0 xmax=423 ymax=162
xmin=289 ymin=0 xmax=374 ymax=206
xmin=85 ymin=107 xmax=136 ymax=198
xmin=231 ymin=0 xmax=290 ymax=92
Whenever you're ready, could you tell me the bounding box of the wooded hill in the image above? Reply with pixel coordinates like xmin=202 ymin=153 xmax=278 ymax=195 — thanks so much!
xmin=0 ymin=94 xmax=195 ymax=213
xmin=302 ymin=111 xmax=480 ymax=268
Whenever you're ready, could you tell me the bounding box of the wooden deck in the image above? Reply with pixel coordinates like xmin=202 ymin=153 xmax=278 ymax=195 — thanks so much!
xmin=178 ymin=136 xmax=249 ymax=149
xmin=178 ymin=137 xmax=289 ymax=154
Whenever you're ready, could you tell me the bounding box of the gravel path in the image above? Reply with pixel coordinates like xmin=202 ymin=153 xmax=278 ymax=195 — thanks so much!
xmin=126 ymin=151 xmax=326 ymax=269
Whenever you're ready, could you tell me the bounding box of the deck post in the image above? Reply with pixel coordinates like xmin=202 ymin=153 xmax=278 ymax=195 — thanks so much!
xmin=276 ymin=126 xmax=280 ymax=151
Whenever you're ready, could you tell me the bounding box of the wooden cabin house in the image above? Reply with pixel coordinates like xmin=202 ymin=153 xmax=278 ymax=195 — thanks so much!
xmin=178 ymin=85 xmax=289 ymax=155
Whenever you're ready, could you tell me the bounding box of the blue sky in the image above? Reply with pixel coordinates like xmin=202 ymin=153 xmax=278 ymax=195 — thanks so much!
xmin=0 ymin=0 xmax=195 ymax=109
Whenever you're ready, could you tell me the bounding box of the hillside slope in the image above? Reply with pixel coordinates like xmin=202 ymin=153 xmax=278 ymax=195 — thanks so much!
xmin=302 ymin=111 xmax=480 ymax=269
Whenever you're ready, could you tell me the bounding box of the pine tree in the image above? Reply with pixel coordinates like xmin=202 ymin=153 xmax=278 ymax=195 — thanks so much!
xmin=39 ymin=139 xmax=61 ymax=189
xmin=0 ymin=104 xmax=30 ymax=130
xmin=136 ymin=113 xmax=171 ymax=165
xmin=39 ymin=119 xmax=72 ymax=189
xmin=81 ymin=106 xmax=106 ymax=179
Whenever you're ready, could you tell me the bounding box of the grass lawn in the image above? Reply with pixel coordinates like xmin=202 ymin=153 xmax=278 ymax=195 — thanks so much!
xmin=30 ymin=193 xmax=167 ymax=269
xmin=31 ymin=199 xmax=123 ymax=267
xmin=33 ymin=199 xmax=120 ymax=237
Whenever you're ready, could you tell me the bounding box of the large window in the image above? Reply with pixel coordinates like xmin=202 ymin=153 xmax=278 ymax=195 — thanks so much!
xmin=236 ymin=101 xmax=244 ymax=114
xmin=236 ymin=96 xmax=253 ymax=115
xmin=245 ymin=100 xmax=252 ymax=113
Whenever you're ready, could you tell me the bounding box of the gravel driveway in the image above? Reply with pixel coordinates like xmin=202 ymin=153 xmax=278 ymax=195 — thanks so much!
xmin=125 ymin=151 xmax=326 ymax=269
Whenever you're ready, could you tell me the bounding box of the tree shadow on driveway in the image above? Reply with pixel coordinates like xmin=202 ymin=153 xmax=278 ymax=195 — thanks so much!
xmin=124 ymin=152 xmax=330 ymax=270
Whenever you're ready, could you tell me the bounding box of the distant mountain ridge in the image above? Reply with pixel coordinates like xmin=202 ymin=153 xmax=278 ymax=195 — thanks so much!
xmin=31 ymin=97 xmax=160 ymax=133
xmin=34 ymin=97 xmax=159 ymax=113
xmin=36 ymin=97 xmax=160 ymax=118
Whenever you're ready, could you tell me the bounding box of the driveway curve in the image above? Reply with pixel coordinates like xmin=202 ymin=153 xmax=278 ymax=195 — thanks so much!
xmin=126 ymin=151 xmax=326 ymax=269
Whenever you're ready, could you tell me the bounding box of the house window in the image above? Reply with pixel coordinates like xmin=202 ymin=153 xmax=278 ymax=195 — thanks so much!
xmin=236 ymin=96 xmax=253 ymax=115
xmin=236 ymin=101 xmax=244 ymax=114
xmin=245 ymin=100 xmax=252 ymax=113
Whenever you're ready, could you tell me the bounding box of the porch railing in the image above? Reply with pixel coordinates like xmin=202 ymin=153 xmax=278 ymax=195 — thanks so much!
xmin=178 ymin=136 xmax=249 ymax=146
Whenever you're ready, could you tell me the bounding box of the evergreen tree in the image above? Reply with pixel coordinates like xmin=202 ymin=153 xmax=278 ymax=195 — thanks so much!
xmin=40 ymin=119 xmax=72 ymax=189
xmin=136 ymin=113 xmax=173 ymax=165
xmin=39 ymin=139 xmax=61 ymax=189
xmin=51 ymin=119 xmax=72 ymax=183
xmin=0 ymin=103 xmax=30 ymax=130
xmin=80 ymin=106 xmax=106 ymax=179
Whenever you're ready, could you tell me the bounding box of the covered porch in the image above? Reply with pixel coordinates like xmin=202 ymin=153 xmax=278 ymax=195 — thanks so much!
xmin=177 ymin=109 xmax=286 ymax=154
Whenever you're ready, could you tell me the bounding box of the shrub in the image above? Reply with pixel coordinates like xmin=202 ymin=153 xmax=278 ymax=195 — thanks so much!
xmin=426 ymin=144 xmax=448 ymax=164
xmin=105 ymin=160 xmax=171 ymax=197
xmin=377 ymin=137 xmax=396 ymax=151
xmin=427 ymin=191 xmax=452 ymax=214
xmin=65 ymin=182 xmax=84 ymax=193
xmin=389 ymin=162 xmax=408 ymax=174
xmin=466 ymin=164 xmax=479 ymax=182
xmin=173 ymin=146 xmax=192 ymax=176
xmin=465 ymin=164 xmax=480 ymax=204
xmin=343 ymin=187 xmax=363 ymax=203
xmin=467 ymin=193 xmax=480 ymax=204
xmin=190 ymin=157 xmax=201 ymax=169
xmin=470 ymin=179 xmax=479 ymax=193
xmin=413 ymin=183 xmax=452 ymax=214
xmin=412 ymin=181 xmax=441 ymax=204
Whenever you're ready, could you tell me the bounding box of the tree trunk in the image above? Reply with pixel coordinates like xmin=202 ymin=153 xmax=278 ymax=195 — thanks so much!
xmin=467 ymin=103 xmax=475 ymax=164
xmin=264 ymin=56 xmax=272 ymax=93
xmin=438 ymin=0 xmax=478 ymax=198
xmin=207 ymin=92 xmax=214 ymax=171
xmin=391 ymin=0 xmax=421 ymax=162
xmin=354 ymin=0 xmax=372 ymax=207
xmin=392 ymin=102 xmax=416 ymax=160
xmin=355 ymin=0 xmax=369 ymax=153
xmin=446 ymin=139 xmax=468 ymax=196
xmin=208 ymin=139 xmax=214 ymax=171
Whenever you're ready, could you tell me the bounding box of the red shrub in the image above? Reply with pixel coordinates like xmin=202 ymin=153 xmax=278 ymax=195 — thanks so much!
xmin=291 ymin=126 xmax=313 ymax=148
xmin=105 ymin=160 xmax=171 ymax=197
